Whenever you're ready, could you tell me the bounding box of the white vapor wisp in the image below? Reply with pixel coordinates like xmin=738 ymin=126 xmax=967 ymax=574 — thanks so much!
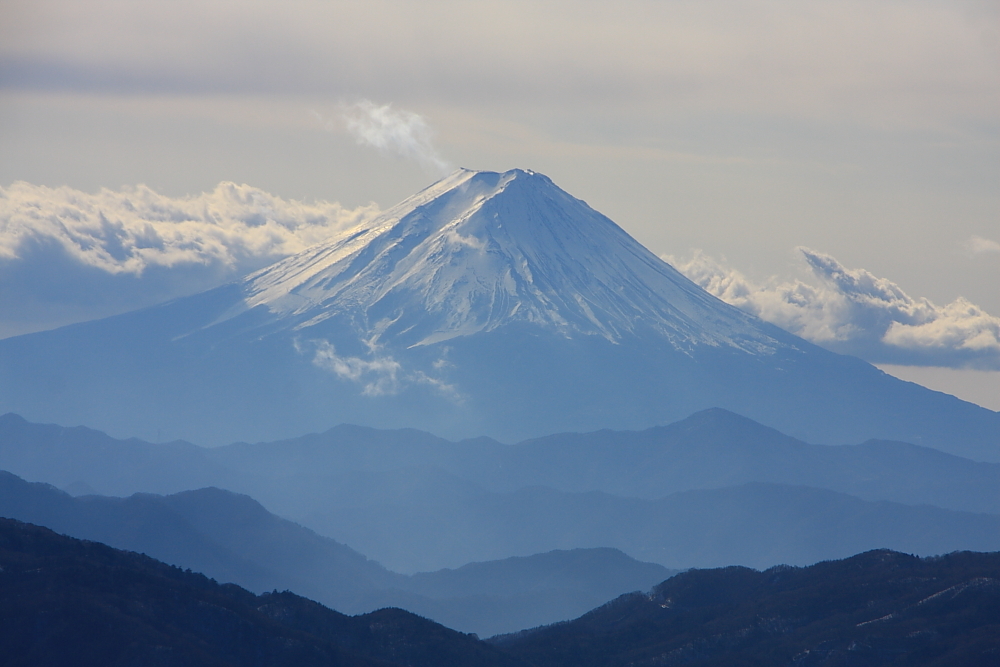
xmin=671 ymin=249 xmax=1000 ymax=370
xmin=305 ymin=339 xmax=460 ymax=400
xmin=309 ymin=339 xmax=402 ymax=397
xmin=0 ymin=182 xmax=378 ymax=337
xmin=965 ymin=236 xmax=1000 ymax=255
xmin=341 ymin=100 xmax=452 ymax=176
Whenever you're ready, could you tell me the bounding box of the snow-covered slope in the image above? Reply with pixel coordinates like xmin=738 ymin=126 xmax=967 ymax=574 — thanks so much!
xmin=242 ymin=169 xmax=782 ymax=353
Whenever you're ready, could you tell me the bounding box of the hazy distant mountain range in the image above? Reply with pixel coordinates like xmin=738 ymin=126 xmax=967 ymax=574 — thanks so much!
xmin=0 ymin=169 xmax=996 ymax=459
xmin=4 ymin=409 xmax=1000 ymax=515
xmin=3 ymin=409 xmax=998 ymax=573
xmin=0 ymin=469 xmax=673 ymax=636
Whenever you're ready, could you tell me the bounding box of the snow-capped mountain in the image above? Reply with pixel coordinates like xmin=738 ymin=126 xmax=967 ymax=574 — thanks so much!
xmin=241 ymin=169 xmax=778 ymax=353
xmin=0 ymin=169 xmax=997 ymax=459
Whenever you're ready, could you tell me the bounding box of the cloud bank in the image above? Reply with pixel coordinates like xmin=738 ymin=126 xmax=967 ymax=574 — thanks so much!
xmin=671 ymin=248 xmax=1000 ymax=370
xmin=0 ymin=181 xmax=378 ymax=337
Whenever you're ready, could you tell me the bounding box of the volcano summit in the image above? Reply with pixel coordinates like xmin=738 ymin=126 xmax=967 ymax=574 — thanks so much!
xmin=243 ymin=169 xmax=777 ymax=352
xmin=0 ymin=169 xmax=997 ymax=458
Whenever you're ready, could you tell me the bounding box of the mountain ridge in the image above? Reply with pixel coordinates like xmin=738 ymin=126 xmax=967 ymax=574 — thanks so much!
xmin=0 ymin=517 xmax=524 ymax=667
xmin=0 ymin=470 xmax=675 ymax=636
xmin=4 ymin=408 xmax=999 ymax=515
xmin=4 ymin=514 xmax=995 ymax=666
xmin=493 ymin=548 xmax=1000 ymax=666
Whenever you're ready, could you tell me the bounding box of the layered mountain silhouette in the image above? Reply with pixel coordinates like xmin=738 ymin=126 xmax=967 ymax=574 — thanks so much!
xmin=3 ymin=409 xmax=998 ymax=516
xmin=4 ymin=516 xmax=997 ymax=666
xmin=0 ymin=470 xmax=674 ymax=636
xmin=0 ymin=169 xmax=996 ymax=458
xmin=3 ymin=411 xmax=999 ymax=575
xmin=0 ymin=517 xmax=523 ymax=667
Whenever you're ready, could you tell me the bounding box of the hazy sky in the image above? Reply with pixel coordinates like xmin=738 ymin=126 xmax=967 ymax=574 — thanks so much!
xmin=1 ymin=0 xmax=998 ymax=407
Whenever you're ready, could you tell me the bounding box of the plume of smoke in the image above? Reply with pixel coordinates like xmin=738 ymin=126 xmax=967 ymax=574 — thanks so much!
xmin=668 ymin=248 xmax=1000 ymax=370
xmin=340 ymin=100 xmax=452 ymax=176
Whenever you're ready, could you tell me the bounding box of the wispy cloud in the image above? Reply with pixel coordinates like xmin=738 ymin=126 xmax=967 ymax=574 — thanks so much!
xmin=0 ymin=181 xmax=378 ymax=337
xmin=310 ymin=339 xmax=402 ymax=397
xmin=670 ymin=248 xmax=1000 ymax=370
xmin=339 ymin=100 xmax=452 ymax=176
xmin=965 ymin=236 xmax=1000 ymax=255
xmin=306 ymin=338 xmax=460 ymax=400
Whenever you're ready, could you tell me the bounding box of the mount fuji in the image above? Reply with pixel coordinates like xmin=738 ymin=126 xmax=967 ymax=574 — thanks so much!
xmin=0 ymin=169 xmax=997 ymax=458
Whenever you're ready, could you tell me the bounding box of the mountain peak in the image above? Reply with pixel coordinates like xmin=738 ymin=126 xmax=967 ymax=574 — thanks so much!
xmin=241 ymin=169 xmax=783 ymax=352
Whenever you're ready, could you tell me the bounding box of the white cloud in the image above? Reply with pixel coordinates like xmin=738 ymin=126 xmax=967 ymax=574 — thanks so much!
xmin=0 ymin=181 xmax=377 ymax=273
xmin=310 ymin=339 xmax=402 ymax=397
xmin=0 ymin=181 xmax=378 ymax=337
xmin=965 ymin=236 xmax=1000 ymax=255
xmin=669 ymin=248 xmax=1000 ymax=370
xmin=307 ymin=339 xmax=461 ymax=400
xmin=340 ymin=100 xmax=452 ymax=176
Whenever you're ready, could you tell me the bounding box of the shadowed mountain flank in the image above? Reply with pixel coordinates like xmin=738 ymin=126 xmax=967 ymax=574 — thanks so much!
xmin=0 ymin=517 xmax=523 ymax=667
xmin=494 ymin=549 xmax=1000 ymax=667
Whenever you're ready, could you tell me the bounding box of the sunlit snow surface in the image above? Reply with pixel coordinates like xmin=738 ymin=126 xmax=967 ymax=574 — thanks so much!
xmin=244 ymin=169 xmax=784 ymax=354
